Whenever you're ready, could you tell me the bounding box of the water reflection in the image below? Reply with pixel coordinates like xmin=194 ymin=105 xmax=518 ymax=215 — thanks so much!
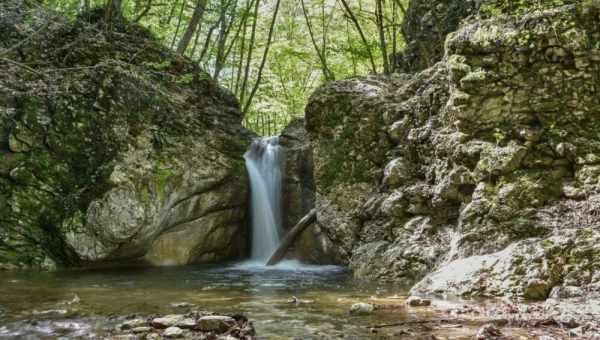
xmin=0 ymin=262 xmax=407 ymax=338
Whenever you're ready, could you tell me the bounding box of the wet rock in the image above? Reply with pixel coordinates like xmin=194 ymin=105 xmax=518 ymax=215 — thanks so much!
xmin=131 ymin=326 xmax=152 ymax=334
xmin=145 ymin=333 xmax=160 ymax=340
xmin=31 ymin=309 xmax=67 ymax=316
xmin=279 ymin=118 xmax=340 ymax=264
xmin=523 ymin=279 xmax=550 ymax=300
xmin=151 ymin=315 xmax=185 ymax=328
xmin=556 ymin=315 xmax=580 ymax=329
xmin=120 ymin=318 xmax=147 ymax=330
xmin=473 ymin=324 xmax=505 ymax=340
xmin=175 ymin=318 xmax=196 ymax=329
xmin=197 ymin=315 xmax=236 ymax=333
xmin=163 ymin=326 xmax=184 ymax=338
xmin=287 ymin=296 xmax=315 ymax=305
xmin=406 ymin=296 xmax=431 ymax=307
xmin=217 ymin=336 xmax=239 ymax=340
xmin=349 ymin=303 xmax=375 ymax=315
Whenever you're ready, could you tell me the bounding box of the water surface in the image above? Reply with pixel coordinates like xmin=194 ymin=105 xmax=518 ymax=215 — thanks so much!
xmin=0 ymin=261 xmax=419 ymax=339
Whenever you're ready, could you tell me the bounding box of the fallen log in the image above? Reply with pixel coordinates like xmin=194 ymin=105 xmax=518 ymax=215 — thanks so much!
xmin=266 ymin=208 xmax=317 ymax=266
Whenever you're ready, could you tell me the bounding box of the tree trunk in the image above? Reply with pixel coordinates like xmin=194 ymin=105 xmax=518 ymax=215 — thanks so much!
xmin=300 ymin=0 xmax=335 ymax=81
xmin=376 ymin=0 xmax=390 ymax=74
xmin=266 ymin=209 xmax=317 ymax=266
xmin=239 ymin=0 xmax=261 ymax=105
xmin=177 ymin=0 xmax=209 ymax=55
xmin=339 ymin=0 xmax=377 ymax=74
xmin=242 ymin=0 xmax=282 ymax=114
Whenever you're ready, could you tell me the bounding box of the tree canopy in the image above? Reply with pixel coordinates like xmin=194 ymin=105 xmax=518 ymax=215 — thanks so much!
xmin=44 ymin=0 xmax=409 ymax=134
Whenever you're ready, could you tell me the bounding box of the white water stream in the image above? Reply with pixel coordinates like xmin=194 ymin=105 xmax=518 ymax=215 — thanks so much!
xmin=243 ymin=137 xmax=284 ymax=263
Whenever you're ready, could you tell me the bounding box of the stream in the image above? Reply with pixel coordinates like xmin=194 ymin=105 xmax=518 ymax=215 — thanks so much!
xmin=0 ymin=261 xmax=411 ymax=339
xmin=0 ymin=261 xmax=578 ymax=339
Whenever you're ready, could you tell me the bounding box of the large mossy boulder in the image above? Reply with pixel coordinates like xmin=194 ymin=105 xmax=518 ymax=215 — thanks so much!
xmin=0 ymin=1 xmax=251 ymax=269
xmin=307 ymin=2 xmax=600 ymax=296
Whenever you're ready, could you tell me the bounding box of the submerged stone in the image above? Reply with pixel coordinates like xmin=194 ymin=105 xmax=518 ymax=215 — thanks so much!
xmin=151 ymin=315 xmax=185 ymax=328
xmin=349 ymin=303 xmax=375 ymax=315
xmin=197 ymin=315 xmax=236 ymax=333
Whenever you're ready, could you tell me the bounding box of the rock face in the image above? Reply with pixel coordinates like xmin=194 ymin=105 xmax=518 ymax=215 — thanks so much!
xmin=393 ymin=0 xmax=479 ymax=73
xmin=0 ymin=2 xmax=250 ymax=269
xmin=279 ymin=118 xmax=339 ymax=263
xmin=307 ymin=2 xmax=600 ymax=298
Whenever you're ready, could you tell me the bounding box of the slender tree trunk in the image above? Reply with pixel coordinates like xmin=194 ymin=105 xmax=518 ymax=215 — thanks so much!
xmin=339 ymin=0 xmax=377 ymax=73
xmin=105 ymin=0 xmax=122 ymax=20
xmin=177 ymin=0 xmax=208 ymax=55
xmin=134 ymin=0 xmax=153 ymax=22
xmin=242 ymin=0 xmax=282 ymax=115
xmin=376 ymin=0 xmax=390 ymax=74
xmin=301 ymin=0 xmax=334 ymax=81
xmin=198 ymin=23 xmax=218 ymax=63
xmin=234 ymin=0 xmax=253 ymax=96
xmin=79 ymin=0 xmax=89 ymax=13
xmin=189 ymin=18 xmax=204 ymax=56
xmin=170 ymin=0 xmax=187 ymax=50
xmin=239 ymin=0 xmax=260 ymax=105
xmin=214 ymin=0 xmax=237 ymax=79
xmin=266 ymin=209 xmax=316 ymax=266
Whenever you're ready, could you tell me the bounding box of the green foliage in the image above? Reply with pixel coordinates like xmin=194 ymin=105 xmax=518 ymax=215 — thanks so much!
xmin=39 ymin=0 xmax=407 ymax=135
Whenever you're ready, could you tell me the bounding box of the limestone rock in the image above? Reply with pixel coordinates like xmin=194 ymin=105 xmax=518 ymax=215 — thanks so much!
xmin=120 ymin=319 xmax=147 ymax=330
xmin=152 ymin=315 xmax=185 ymax=328
xmin=306 ymin=2 xmax=600 ymax=300
xmin=197 ymin=315 xmax=236 ymax=333
xmin=279 ymin=118 xmax=339 ymax=264
xmin=131 ymin=327 xmax=152 ymax=334
xmin=0 ymin=1 xmax=251 ymax=269
xmin=349 ymin=303 xmax=375 ymax=315
xmin=162 ymin=326 xmax=184 ymax=338
xmin=474 ymin=324 xmax=506 ymax=340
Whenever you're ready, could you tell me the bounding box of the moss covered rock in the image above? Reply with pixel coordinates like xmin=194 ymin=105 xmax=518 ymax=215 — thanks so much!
xmin=0 ymin=1 xmax=251 ymax=269
xmin=306 ymin=2 xmax=600 ymax=297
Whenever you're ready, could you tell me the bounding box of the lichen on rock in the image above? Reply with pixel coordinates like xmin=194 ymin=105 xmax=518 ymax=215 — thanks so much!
xmin=0 ymin=1 xmax=251 ymax=269
xmin=306 ymin=1 xmax=600 ymax=299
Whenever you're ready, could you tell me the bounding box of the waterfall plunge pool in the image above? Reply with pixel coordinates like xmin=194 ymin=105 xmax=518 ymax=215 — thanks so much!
xmin=0 ymin=262 xmax=412 ymax=339
xmin=0 ymin=263 xmax=560 ymax=339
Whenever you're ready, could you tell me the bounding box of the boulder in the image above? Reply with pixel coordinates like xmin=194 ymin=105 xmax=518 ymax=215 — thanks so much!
xmin=306 ymin=2 xmax=600 ymax=300
xmin=0 ymin=1 xmax=251 ymax=269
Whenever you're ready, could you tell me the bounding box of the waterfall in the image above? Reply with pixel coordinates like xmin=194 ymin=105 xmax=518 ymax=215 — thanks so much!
xmin=244 ymin=136 xmax=284 ymax=263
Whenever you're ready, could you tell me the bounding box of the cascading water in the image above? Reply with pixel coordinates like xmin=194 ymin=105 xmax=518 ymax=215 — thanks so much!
xmin=244 ymin=137 xmax=284 ymax=263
